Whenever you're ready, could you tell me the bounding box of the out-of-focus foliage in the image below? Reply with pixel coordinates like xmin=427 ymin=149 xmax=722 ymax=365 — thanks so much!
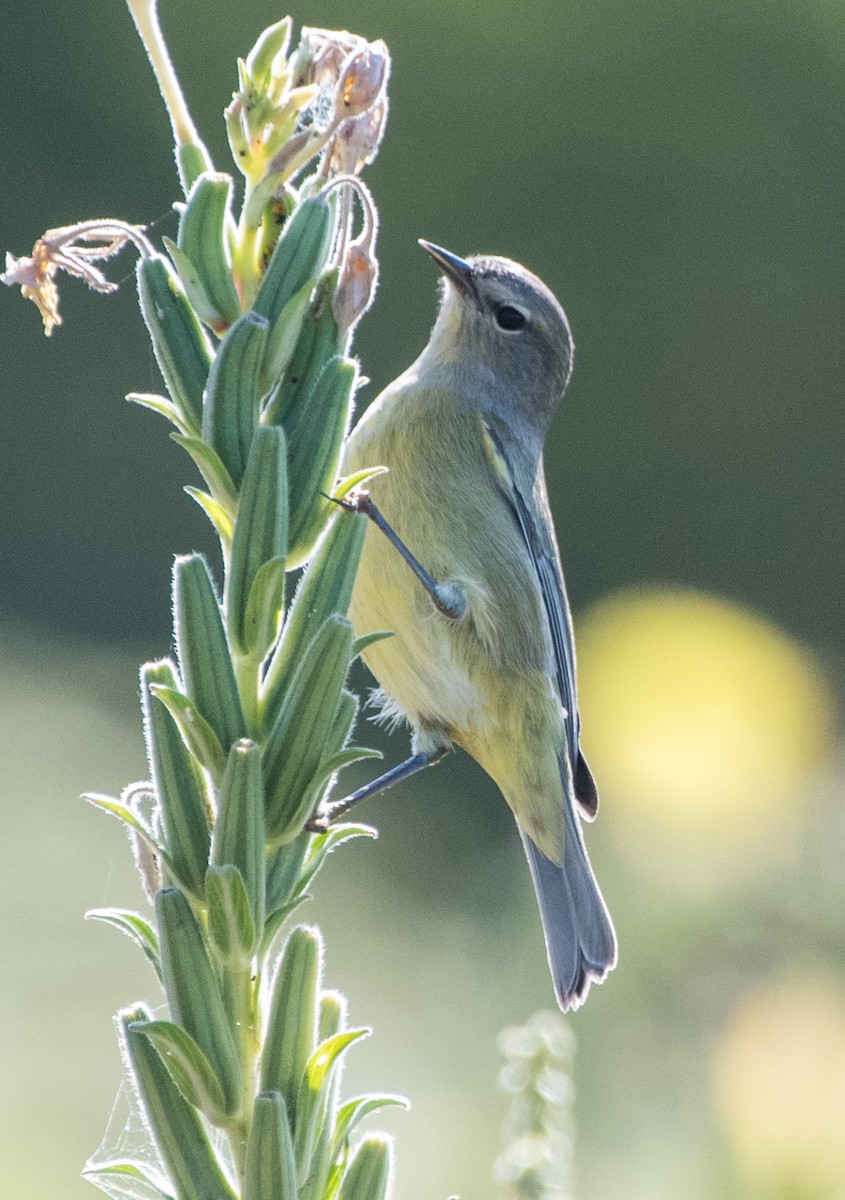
xmin=2 ymin=2 xmax=843 ymax=1200
xmin=578 ymin=587 xmax=833 ymax=842
xmin=712 ymin=975 xmax=845 ymax=1199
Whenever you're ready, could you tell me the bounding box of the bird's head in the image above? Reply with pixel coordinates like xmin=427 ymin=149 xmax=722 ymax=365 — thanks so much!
xmin=419 ymin=241 xmax=574 ymax=437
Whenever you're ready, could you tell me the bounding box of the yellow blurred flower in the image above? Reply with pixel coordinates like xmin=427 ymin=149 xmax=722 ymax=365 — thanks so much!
xmin=577 ymin=588 xmax=833 ymax=842
xmin=712 ymin=976 xmax=845 ymax=1196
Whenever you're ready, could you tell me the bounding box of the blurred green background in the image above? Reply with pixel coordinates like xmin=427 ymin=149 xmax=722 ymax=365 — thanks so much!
xmin=2 ymin=2 xmax=844 ymax=1198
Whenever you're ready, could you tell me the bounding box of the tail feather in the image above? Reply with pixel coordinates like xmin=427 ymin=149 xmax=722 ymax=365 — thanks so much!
xmin=520 ymin=799 xmax=617 ymax=1011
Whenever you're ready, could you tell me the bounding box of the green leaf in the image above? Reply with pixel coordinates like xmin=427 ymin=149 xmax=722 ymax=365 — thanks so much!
xmin=171 ymin=434 xmax=238 ymax=514
xmin=259 ymin=925 xmax=321 ymax=1118
xmin=332 ymin=464 xmax=388 ymax=501
xmin=261 ymin=508 xmax=366 ymax=723
xmin=243 ymin=1091 xmax=298 ymax=1200
xmin=164 ymin=238 xmax=224 ymax=331
xmin=264 ymin=270 xmax=340 ymax=427
xmin=148 ymin=683 xmax=227 ymax=781
xmin=332 ymin=1095 xmax=409 ymax=1160
xmin=132 ymin=1020 xmax=230 ymax=1126
xmin=243 ymin=558 xmax=287 ymax=663
xmin=136 ymin=255 xmax=211 ymax=431
xmin=254 ymin=197 xmax=332 ymax=328
xmin=262 ymin=615 xmax=354 ymax=843
xmin=211 ymin=739 xmax=266 ymax=939
xmin=202 ymin=311 xmax=269 ymax=487
xmin=295 ymin=1029 xmax=369 ymax=1184
xmin=295 ymin=825 xmax=377 ymax=915
xmin=82 ymin=1158 xmax=175 ymax=1200
xmin=226 ymin=425 xmax=288 ymax=656
xmin=85 ymin=907 xmax=161 ymax=982
xmin=184 ymin=487 xmax=235 ymax=545
xmin=142 ymin=662 xmax=212 ymax=900
xmin=155 ymin=888 xmax=241 ymax=1117
xmin=351 ymin=630 xmax=394 ymax=660
xmin=127 ymin=392 xmax=192 ymax=435
xmin=82 ymin=793 xmax=167 ymax=864
xmin=173 ymin=554 xmax=245 ymax=752
xmin=305 ymin=1029 xmax=369 ymax=1092
xmin=262 ymin=278 xmax=314 ymax=393
xmin=264 ymin=831 xmax=311 ymax=918
xmin=121 ymin=1006 xmax=237 ymax=1200
xmin=302 ymin=746 xmax=382 ymax=825
xmin=206 ymin=865 xmax=256 ymax=969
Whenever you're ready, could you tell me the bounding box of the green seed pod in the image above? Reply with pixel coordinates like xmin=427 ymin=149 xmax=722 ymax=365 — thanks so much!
xmin=259 ymin=925 xmax=321 ymax=1118
xmin=174 ymin=171 xmax=241 ymax=331
xmin=120 ymin=1005 xmax=237 ymax=1200
xmin=261 ymin=508 xmax=365 ymax=723
xmin=226 ymin=426 xmax=288 ymax=657
xmin=261 ymin=279 xmax=313 ymax=395
xmin=173 ymin=554 xmax=245 ymax=751
xmin=338 ymin=1136 xmax=392 ymax=1200
xmin=262 ymin=614 xmax=354 ymax=842
xmin=211 ymin=739 xmax=266 ymax=940
xmin=253 ymin=196 xmax=332 ymax=329
xmin=264 ymin=270 xmax=340 ymax=428
xmin=177 ymin=141 xmax=215 ymax=198
xmin=141 ymin=660 xmax=211 ymax=900
xmin=136 ymin=255 xmax=212 ymax=432
xmin=285 ymin=357 xmax=357 ymax=566
xmin=243 ymin=1092 xmax=298 ymax=1200
xmin=202 ymin=311 xmax=269 ymax=488
xmin=156 ymin=888 xmax=242 ymax=1117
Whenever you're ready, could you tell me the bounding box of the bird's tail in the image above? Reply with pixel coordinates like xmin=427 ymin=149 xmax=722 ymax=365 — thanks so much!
xmin=520 ymin=798 xmax=617 ymax=1011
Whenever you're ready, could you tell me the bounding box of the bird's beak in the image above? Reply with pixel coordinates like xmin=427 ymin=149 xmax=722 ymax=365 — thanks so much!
xmin=418 ymin=240 xmax=476 ymax=299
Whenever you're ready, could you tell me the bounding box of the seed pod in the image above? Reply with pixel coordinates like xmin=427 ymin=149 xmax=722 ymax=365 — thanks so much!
xmin=136 ymin=255 xmax=212 ymax=431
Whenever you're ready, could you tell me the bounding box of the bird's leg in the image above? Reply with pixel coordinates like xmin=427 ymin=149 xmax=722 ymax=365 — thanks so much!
xmin=334 ymin=491 xmax=467 ymax=620
xmin=306 ymin=747 xmax=447 ymax=832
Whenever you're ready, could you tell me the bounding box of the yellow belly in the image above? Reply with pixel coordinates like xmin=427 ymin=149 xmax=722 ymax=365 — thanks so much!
xmin=343 ymin=378 xmax=567 ymax=862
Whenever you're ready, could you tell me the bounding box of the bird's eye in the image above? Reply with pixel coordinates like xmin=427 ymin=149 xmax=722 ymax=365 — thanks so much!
xmin=495 ymin=304 xmax=528 ymax=331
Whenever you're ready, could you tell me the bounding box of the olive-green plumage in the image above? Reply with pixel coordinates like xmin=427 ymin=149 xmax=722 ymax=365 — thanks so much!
xmin=344 ymin=244 xmax=616 ymax=1009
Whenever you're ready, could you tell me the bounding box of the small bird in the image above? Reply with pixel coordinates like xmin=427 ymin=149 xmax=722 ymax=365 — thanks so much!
xmin=339 ymin=242 xmax=616 ymax=1010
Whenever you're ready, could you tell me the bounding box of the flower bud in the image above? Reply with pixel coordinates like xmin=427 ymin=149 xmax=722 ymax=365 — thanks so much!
xmin=333 ymin=239 xmax=378 ymax=336
xmin=331 ymin=96 xmax=389 ymax=176
xmin=336 ymin=40 xmax=389 ymax=118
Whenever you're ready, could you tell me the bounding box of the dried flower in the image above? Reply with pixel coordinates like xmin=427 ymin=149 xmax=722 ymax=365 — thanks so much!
xmin=1 ymin=220 xmax=153 ymax=335
xmin=328 ymin=177 xmax=380 ymax=336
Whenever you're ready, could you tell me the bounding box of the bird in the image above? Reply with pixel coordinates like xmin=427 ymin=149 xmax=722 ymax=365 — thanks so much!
xmin=336 ymin=241 xmax=617 ymax=1011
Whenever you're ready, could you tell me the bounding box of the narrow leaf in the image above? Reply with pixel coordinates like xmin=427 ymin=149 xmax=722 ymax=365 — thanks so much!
xmin=173 ymin=554 xmax=245 ymax=752
xmin=133 ymin=1020 xmax=229 ymax=1126
xmin=206 ymin=864 xmax=256 ymax=968
xmin=142 ymin=662 xmax=212 ymax=900
xmin=85 ymin=908 xmax=161 ymax=982
xmin=261 ymin=510 xmax=366 ymax=725
xmin=226 ymin=425 xmax=288 ymax=655
xmin=121 ymin=1006 xmax=237 ymax=1200
xmin=156 ymin=888 xmax=241 ymax=1116
xmin=149 ymin=683 xmax=227 ymax=781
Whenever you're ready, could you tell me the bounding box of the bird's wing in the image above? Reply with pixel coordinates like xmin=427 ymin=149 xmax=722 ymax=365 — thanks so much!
xmin=481 ymin=418 xmax=598 ymax=819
